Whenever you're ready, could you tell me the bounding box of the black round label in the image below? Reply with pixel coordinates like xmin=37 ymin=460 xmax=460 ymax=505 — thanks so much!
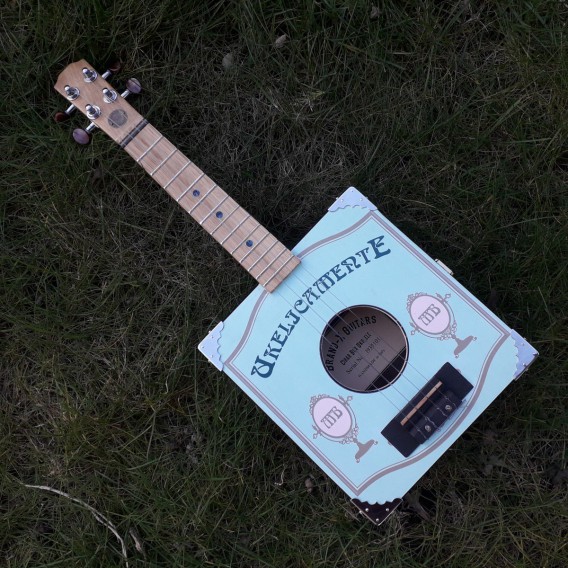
xmin=108 ymin=109 xmax=128 ymax=128
xmin=320 ymin=305 xmax=408 ymax=392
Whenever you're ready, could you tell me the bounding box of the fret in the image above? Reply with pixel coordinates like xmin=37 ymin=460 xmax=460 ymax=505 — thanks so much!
xmin=221 ymin=213 xmax=250 ymax=245
xmin=199 ymin=194 xmax=230 ymax=225
xmin=255 ymin=246 xmax=287 ymax=278
xmin=150 ymin=147 xmax=177 ymax=175
xmin=53 ymin=61 xmax=299 ymax=292
xmin=230 ymin=222 xmax=263 ymax=255
xmin=120 ymin=119 xmax=148 ymax=149
xmin=247 ymin=236 xmax=279 ymax=269
xmin=188 ymin=183 xmax=217 ymax=214
xmin=211 ymin=203 xmax=240 ymax=236
xmin=164 ymin=160 xmax=191 ymax=189
xmin=263 ymin=253 xmax=298 ymax=287
xmin=136 ymin=135 xmax=163 ymax=162
xmin=237 ymin=227 xmax=271 ymax=259
xmin=121 ymin=121 xmax=298 ymax=291
xmin=177 ymin=172 xmax=205 ymax=202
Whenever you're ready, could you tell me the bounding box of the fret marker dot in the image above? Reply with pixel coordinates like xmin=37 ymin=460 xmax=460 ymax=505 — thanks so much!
xmin=246 ymin=240 xmax=253 ymax=247
xmin=216 ymin=211 xmax=223 ymax=219
xmin=192 ymin=189 xmax=200 ymax=197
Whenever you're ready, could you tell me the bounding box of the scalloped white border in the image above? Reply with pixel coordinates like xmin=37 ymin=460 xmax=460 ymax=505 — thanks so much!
xmin=510 ymin=329 xmax=538 ymax=380
xmin=328 ymin=186 xmax=377 ymax=212
xmin=198 ymin=321 xmax=225 ymax=370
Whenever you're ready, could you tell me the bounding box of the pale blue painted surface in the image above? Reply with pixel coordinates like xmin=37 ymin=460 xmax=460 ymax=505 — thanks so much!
xmin=198 ymin=187 xmax=537 ymax=506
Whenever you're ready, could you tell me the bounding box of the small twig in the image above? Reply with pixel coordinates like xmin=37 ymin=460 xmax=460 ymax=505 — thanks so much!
xmin=274 ymin=469 xmax=285 ymax=486
xmin=22 ymin=483 xmax=129 ymax=567
xmin=129 ymin=527 xmax=146 ymax=559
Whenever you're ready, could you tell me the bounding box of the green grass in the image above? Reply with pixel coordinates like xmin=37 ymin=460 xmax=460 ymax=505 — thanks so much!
xmin=1 ymin=1 xmax=567 ymax=566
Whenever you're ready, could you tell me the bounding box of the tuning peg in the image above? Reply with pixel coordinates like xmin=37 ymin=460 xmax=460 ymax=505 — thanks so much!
xmin=82 ymin=67 xmax=98 ymax=82
xmin=102 ymin=87 xmax=118 ymax=103
xmin=54 ymin=102 xmax=77 ymax=122
xmin=72 ymin=128 xmax=91 ymax=145
xmin=54 ymin=85 xmax=80 ymax=122
xmin=104 ymin=60 xmax=121 ymax=76
xmin=83 ymin=62 xmax=123 ymax=83
xmin=54 ymin=111 xmax=71 ymax=123
xmin=64 ymin=85 xmax=80 ymax=100
xmin=56 ymin=66 xmax=119 ymax=123
xmin=72 ymin=122 xmax=97 ymax=145
xmin=85 ymin=104 xmax=101 ymax=120
xmin=121 ymin=78 xmax=142 ymax=97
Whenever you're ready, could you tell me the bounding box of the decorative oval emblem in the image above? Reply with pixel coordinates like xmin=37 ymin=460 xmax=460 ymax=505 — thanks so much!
xmin=319 ymin=305 xmax=408 ymax=393
xmin=309 ymin=394 xmax=376 ymax=462
xmin=311 ymin=396 xmax=352 ymax=438
xmin=407 ymin=292 xmax=476 ymax=357
xmin=408 ymin=294 xmax=450 ymax=334
xmin=108 ymin=109 xmax=128 ymax=128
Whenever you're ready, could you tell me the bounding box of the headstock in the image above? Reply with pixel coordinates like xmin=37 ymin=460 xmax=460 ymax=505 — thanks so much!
xmin=54 ymin=59 xmax=142 ymax=145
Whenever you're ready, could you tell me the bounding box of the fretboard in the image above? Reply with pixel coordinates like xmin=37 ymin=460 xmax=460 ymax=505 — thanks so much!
xmin=123 ymin=123 xmax=300 ymax=292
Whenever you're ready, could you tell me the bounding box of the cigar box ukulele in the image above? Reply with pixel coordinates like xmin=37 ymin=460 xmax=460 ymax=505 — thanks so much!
xmin=55 ymin=60 xmax=538 ymax=525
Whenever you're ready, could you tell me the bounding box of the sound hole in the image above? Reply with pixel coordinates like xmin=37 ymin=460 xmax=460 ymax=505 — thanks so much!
xmin=320 ymin=305 xmax=408 ymax=393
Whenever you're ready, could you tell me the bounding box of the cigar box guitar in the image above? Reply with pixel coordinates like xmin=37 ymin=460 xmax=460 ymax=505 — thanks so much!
xmin=55 ymin=60 xmax=538 ymax=525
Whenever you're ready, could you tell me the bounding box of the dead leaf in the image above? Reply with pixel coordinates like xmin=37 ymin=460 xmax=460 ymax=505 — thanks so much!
xmin=404 ymin=490 xmax=430 ymax=521
xmin=222 ymin=52 xmax=234 ymax=70
xmin=274 ymin=34 xmax=288 ymax=48
xmin=305 ymin=476 xmax=315 ymax=493
xmin=483 ymin=454 xmax=507 ymax=475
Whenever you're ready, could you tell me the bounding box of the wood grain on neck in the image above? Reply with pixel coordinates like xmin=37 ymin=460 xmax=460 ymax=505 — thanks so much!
xmin=53 ymin=60 xmax=299 ymax=291
xmin=123 ymin=124 xmax=299 ymax=292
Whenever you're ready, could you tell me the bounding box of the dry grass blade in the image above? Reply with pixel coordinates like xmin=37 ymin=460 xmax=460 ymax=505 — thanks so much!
xmin=22 ymin=484 xmax=129 ymax=567
xmin=1 ymin=1 xmax=566 ymax=566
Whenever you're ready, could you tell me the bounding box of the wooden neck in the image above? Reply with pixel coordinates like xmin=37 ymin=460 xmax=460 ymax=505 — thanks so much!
xmin=122 ymin=122 xmax=299 ymax=292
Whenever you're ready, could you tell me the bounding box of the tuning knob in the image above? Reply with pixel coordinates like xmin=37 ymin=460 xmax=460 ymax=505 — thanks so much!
xmin=72 ymin=128 xmax=91 ymax=145
xmin=104 ymin=60 xmax=121 ymax=75
xmin=72 ymin=122 xmax=97 ymax=145
xmin=54 ymin=111 xmax=71 ymax=123
xmin=121 ymin=78 xmax=142 ymax=97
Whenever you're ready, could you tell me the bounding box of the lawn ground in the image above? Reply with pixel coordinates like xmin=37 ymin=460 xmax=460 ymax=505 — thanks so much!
xmin=1 ymin=1 xmax=567 ymax=567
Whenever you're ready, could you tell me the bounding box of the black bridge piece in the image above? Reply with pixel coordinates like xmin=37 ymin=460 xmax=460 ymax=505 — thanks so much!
xmin=381 ymin=363 xmax=473 ymax=457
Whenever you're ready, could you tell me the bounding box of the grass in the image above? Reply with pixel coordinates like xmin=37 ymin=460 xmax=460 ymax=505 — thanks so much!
xmin=1 ymin=0 xmax=567 ymax=566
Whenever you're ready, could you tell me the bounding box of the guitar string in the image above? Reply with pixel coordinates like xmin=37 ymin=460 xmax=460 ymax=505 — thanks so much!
xmin=165 ymin=159 xmax=455 ymax=425
xmin=138 ymin=136 xmax=452 ymax=426
xmin=281 ymin=251 xmax=457 ymax=413
xmin=211 ymin=201 xmax=448 ymax=406
xmin=241 ymin=203 xmax=456 ymax=402
xmin=264 ymin=253 xmax=449 ymax=433
xmin=273 ymin=264 xmax=454 ymax=430
xmin=272 ymin=276 xmax=427 ymax=431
